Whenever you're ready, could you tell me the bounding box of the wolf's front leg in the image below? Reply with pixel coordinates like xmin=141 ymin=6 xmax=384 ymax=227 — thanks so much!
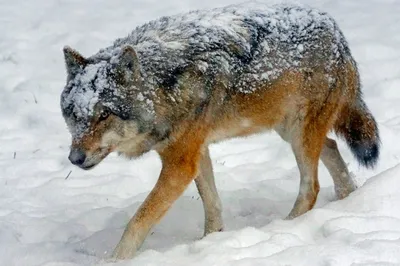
xmin=112 ymin=142 xmax=202 ymax=260
xmin=195 ymin=146 xmax=223 ymax=236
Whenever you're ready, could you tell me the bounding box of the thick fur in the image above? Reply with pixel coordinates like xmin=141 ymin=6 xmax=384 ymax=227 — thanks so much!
xmin=60 ymin=2 xmax=380 ymax=260
xmin=334 ymin=97 xmax=380 ymax=168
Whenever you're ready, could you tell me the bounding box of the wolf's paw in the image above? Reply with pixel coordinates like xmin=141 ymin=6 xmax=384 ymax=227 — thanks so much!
xmin=111 ymin=238 xmax=137 ymax=261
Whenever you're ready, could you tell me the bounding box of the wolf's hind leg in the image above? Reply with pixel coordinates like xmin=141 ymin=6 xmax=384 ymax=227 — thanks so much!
xmin=286 ymin=133 xmax=322 ymax=219
xmin=321 ymin=138 xmax=357 ymax=199
xmin=195 ymin=146 xmax=223 ymax=236
xmin=275 ymin=116 xmax=327 ymax=219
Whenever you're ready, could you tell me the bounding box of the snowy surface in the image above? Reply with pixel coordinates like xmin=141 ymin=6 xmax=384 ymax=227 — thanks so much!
xmin=0 ymin=0 xmax=400 ymax=265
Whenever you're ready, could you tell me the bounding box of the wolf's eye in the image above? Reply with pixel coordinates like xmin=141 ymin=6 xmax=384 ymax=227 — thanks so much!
xmin=99 ymin=110 xmax=110 ymax=121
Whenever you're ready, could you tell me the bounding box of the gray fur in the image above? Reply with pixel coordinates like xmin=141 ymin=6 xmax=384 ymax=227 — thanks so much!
xmin=61 ymin=2 xmax=353 ymax=140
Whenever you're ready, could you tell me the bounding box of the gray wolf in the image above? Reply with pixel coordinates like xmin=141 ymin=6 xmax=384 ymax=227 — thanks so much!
xmin=60 ymin=2 xmax=380 ymax=260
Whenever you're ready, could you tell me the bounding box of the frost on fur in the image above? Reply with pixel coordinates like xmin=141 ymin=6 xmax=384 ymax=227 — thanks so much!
xmin=61 ymin=47 xmax=155 ymax=139
xmin=61 ymin=2 xmax=353 ymax=139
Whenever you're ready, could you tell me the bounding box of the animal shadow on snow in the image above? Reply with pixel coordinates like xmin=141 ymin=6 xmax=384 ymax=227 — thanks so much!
xmin=70 ymin=183 xmax=333 ymax=259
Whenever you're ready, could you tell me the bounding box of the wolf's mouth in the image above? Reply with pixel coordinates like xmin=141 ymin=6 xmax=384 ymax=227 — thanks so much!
xmin=78 ymin=147 xmax=113 ymax=170
xmin=79 ymin=163 xmax=97 ymax=170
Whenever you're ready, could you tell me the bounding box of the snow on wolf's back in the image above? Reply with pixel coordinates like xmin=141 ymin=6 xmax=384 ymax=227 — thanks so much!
xmin=94 ymin=2 xmax=352 ymax=93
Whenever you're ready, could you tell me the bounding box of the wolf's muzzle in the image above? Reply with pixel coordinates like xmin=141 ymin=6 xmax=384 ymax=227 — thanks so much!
xmin=68 ymin=148 xmax=86 ymax=166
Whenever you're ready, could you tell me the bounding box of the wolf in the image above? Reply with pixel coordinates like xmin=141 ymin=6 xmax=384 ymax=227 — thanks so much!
xmin=60 ymin=2 xmax=380 ymax=260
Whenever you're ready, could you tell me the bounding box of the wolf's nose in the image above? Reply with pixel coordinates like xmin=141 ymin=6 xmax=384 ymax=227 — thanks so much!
xmin=68 ymin=148 xmax=86 ymax=166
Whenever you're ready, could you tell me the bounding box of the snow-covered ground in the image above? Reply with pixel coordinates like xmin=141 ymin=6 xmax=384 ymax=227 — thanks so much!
xmin=1 ymin=0 xmax=400 ymax=265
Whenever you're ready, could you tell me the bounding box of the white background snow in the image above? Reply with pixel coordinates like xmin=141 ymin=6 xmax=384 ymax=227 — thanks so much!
xmin=1 ymin=0 xmax=400 ymax=265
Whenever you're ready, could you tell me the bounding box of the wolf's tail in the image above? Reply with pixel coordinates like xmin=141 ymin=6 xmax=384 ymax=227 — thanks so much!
xmin=334 ymin=97 xmax=380 ymax=168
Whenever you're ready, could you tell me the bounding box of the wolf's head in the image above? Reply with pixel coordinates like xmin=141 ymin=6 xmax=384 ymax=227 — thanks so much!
xmin=61 ymin=45 xmax=160 ymax=170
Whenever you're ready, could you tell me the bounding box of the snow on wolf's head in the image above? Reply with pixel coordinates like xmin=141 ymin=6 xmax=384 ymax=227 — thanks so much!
xmin=60 ymin=45 xmax=157 ymax=170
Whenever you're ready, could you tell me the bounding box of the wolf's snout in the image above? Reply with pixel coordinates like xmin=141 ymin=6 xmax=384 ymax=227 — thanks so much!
xmin=68 ymin=148 xmax=86 ymax=166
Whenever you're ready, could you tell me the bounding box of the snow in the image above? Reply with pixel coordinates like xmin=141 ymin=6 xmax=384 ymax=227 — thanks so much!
xmin=0 ymin=0 xmax=400 ymax=265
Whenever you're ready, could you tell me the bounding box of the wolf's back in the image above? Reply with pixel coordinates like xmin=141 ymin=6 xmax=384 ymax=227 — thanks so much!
xmin=97 ymin=2 xmax=351 ymax=92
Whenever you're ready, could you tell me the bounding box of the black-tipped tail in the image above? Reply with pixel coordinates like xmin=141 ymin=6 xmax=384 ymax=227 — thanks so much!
xmin=334 ymin=99 xmax=380 ymax=168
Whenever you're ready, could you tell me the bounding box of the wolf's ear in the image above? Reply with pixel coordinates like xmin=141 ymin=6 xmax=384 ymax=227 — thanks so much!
xmin=116 ymin=45 xmax=141 ymax=83
xmin=63 ymin=46 xmax=86 ymax=78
